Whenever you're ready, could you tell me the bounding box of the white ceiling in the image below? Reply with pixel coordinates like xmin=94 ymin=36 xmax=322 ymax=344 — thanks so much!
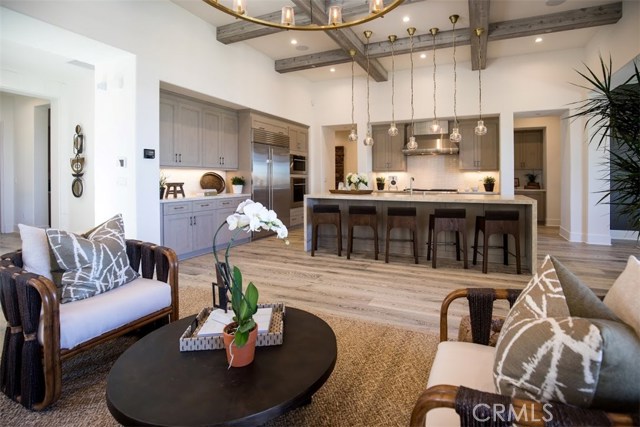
xmin=172 ymin=0 xmax=617 ymax=81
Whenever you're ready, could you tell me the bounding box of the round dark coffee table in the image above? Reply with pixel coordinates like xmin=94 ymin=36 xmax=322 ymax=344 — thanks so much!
xmin=106 ymin=307 xmax=337 ymax=426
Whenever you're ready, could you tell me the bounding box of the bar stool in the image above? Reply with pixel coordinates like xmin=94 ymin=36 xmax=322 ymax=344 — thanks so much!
xmin=311 ymin=204 xmax=342 ymax=257
xmin=347 ymin=206 xmax=378 ymax=260
xmin=426 ymin=208 xmax=468 ymax=269
xmin=472 ymin=210 xmax=521 ymax=274
xmin=385 ymin=207 xmax=418 ymax=264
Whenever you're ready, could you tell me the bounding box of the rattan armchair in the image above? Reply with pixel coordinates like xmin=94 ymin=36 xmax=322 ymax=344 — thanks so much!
xmin=0 ymin=240 xmax=179 ymax=410
xmin=410 ymin=288 xmax=637 ymax=427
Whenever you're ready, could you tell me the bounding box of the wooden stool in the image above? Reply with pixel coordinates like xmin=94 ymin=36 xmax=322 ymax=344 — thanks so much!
xmin=165 ymin=182 xmax=185 ymax=198
xmin=473 ymin=210 xmax=521 ymax=274
xmin=427 ymin=209 xmax=468 ymax=269
xmin=311 ymin=204 xmax=342 ymax=257
xmin=347 ymin=206 xmax=378 ymax=260
xmin=385 ymin=207 xmax=418 ymax=264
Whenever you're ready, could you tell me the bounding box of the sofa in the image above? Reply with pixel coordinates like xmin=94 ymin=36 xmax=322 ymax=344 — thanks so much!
xmin=411 ymin=255 xmax=639 ymax=426
xmin=0 ymin=217 xmax=179 ymax=410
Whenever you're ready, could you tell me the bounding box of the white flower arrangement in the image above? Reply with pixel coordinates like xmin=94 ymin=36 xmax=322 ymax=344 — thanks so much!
xmin=213 ymin=199 xmax=289 ymax=348
xmin=346 ymin=173 xmax=368 ymax=189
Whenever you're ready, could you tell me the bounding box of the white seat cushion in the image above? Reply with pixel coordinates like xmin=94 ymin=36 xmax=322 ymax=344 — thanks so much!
xmin=38 ymin=277 xmax=171 ymax=350
xmin=425 ymin=341 xmax=496 ymax=427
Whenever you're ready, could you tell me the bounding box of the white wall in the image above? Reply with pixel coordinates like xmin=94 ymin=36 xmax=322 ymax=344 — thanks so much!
xmin=1 ymin=2 xmax=314 ymax=242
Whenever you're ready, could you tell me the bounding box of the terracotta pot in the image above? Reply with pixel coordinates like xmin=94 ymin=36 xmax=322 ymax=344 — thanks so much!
xmin=223 ymin=323 xmax=258 ymax=367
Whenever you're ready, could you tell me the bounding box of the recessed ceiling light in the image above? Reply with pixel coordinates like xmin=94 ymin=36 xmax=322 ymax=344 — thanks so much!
xmin=402 ymin=16 xmax=410 ymax=23
xmin=420 ymin=53 xmax=426 ymax=59
xmin=330 ymin=68 xmax=336 ymax=73
xmin=290 ymin=39 xmax=298 ymax=45
xmin=535 ymin=37 xmax=543 ymax=43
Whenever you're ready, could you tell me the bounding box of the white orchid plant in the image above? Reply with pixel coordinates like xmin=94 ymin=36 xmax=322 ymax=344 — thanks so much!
xmin=213 ymin=199 xmax=289 ymax=347
xmin=346 ymin=173 xmax=368 ymax=189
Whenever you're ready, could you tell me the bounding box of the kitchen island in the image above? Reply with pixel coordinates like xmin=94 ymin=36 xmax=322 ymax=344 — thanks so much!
xmin=304 ymin=192 xmax=537 ymax=273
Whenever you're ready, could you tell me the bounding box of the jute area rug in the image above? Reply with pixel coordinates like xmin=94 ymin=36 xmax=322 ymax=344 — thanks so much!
xmin=0 ymin=286 xmax=438 ymax=427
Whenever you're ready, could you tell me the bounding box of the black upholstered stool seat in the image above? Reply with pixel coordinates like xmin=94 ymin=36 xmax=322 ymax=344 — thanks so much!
xmin=385 ymin=207 xmax=418 ymax=264
xmin=347 ymin=206 xmax=378 ymax=260
xmin=427 ymin=208 xmax=468 ymax=269
xmin=311 ymin=204 xmax=342 ymax=257
xmin=473 ymin=209 xmax=521 ymax=274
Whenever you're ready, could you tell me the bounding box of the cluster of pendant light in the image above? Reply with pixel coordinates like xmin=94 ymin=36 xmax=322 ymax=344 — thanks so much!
xmin=349 ymin=16 xmax=488 ymax=147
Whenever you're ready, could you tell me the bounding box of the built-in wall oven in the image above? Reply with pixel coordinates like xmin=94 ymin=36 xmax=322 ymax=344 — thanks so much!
xmin=291 ymin=176 xmax=307 ymax=208
xmin=290 ymin=154 xmax=307 ymax=175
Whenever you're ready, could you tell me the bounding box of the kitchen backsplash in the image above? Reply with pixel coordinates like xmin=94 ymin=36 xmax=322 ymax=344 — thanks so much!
xmin=161 ymin=168 xmax=230 ymax=197
xmin=374 ymin=155 xmax=501 ymax=192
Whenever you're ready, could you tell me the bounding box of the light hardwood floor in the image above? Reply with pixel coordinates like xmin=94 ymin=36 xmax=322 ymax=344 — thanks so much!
xmin=1 ymin=227 xmax=638 ymax=336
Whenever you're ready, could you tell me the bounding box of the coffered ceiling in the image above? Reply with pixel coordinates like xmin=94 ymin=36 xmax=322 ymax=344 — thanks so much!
xmin=172 ymin=0 xmax=622 ymax=82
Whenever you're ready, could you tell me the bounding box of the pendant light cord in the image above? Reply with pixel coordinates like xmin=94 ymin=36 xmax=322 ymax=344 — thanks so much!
xmin=351 ymin=54 xmax=355 ymax=126
xmin=366 ymin=38 xmax=371 ymax=128
xmin=478 ymin=36 xmax=483 ymax=120
xmin=432 ymin=32 xmax=437 ymax=122
xmin=391 ymin=39 xmax=395 ymax=124
xmin=452 ymin=22 xmax=457 ymax=126
xmin=409 ymin=30 xmax=414 ymax=136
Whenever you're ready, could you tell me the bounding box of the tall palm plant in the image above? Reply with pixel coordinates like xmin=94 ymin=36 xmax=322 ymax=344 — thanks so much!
xmin=569 ymin=56 xmax=640 ymax=236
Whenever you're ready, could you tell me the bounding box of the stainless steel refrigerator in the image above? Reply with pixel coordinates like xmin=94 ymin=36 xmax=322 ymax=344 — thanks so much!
xmin=251 ymin=129 xmax=290 ymax=239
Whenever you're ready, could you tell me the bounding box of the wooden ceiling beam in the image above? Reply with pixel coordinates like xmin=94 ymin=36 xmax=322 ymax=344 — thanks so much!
xmin=468 ymin=0 xmax=490 ymax=71
xmin=291 ymin=0 xmax=388 ymax=82
xmin=275 ymin=2 xmax=622 ymax=75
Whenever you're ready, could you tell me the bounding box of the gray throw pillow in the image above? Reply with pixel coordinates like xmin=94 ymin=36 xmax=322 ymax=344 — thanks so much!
xmin=46 ymin=214 xmax=138 ymax=303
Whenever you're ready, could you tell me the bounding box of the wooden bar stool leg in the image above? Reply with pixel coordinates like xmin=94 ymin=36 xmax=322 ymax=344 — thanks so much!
xmin=482 ymin=229 xmax=490 ymax=274
xmin=413 ymin=228 xmax=419 ymax=264
xmin=503 ymin=234 xmax=509 ymax=265
xmin=455 ymin=230 xmax=461 ymax=261
xmin=515 ymin=231 xmax=522 ymax=275
xmin=311 ymin=224 xmax=318 ymax=257
xmin=373 ymin=221 xmax=379 ymax=261
xmin=461 ymin=226 xmax=469 ymax=269
xmin=347 ymin=223 xmax=354 ymax=260
xmin=431 ymin=228 xmax=438 ymax=269
xmin=337 ymin=217 xmax=342 ymax=257
xmin=385 ymin=225 xmax=391 ymax=263
xmin=426 ymin=216 xmax=434 ymax=261
xmin=473 ymin=221 xmax=480 ymax=266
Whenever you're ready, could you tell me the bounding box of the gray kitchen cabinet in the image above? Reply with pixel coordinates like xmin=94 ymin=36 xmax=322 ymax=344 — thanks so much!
xmin=289 ymin=125 xmax=308 ymax=154
xmin=251 ymin=115 xmax=288 ymax=135
xmin=514 ymin=130 xmax=543 ymax=170
xmin=372 ymin=124 xmax=406 ymax=172
xmin=162 ymin=198 xmax=246 ymax=260
xmin=202 ymin=108 xmax=239 ymax=169
xmin=458 ymin=119 xmax=499 ymax=170
xmin=160 ymin=91 xmax=238 ymax=169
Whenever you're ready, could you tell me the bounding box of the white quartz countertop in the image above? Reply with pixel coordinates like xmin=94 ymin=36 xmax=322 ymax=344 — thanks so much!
xmin=160 ymin=193 xmax=250 ymax=204
xmin=306 ymin=192 xmax=535 ymax=205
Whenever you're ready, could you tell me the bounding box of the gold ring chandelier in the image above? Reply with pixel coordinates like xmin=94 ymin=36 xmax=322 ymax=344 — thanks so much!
xmin=202 ymin=0 xmax=405 ymax=31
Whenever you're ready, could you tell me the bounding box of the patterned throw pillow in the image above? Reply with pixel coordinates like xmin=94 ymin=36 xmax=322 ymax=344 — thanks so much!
xmin=494 ymin=255 xmax=640 ymax=411
xmin=46 ymin=214 xmax=138 ymax=303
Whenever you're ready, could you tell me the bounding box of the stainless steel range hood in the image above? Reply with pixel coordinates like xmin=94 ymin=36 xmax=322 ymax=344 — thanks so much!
xmin=402 ymin=135 xmax=459 ymax=155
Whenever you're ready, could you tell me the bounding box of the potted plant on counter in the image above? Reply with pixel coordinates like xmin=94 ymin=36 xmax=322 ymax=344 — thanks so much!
xmin=159 ymin=172 xmax=167 ymax=199
xmin=524 ymin=172 xmax=540 ymax=189
xmin=376 ymin=176 xmax=386 ymax=191
xmin=483 ymin=176 xmax=496 ymax=192
xmin=231 ymin=176 xmax=246 ymax=194
xmin=346 ymin=173 xmax=368 ymax=190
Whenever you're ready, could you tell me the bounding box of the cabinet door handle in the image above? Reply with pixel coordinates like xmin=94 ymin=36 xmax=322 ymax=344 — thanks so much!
xmin=222 ymin=201 xmax=231 ymax=206
xmin=189 ymin=216 xmax=193 ymax=226
xmin=193 ymin=216 xmax=197 ymax=225
xmin=175 ymin=153 xmax=178 ymax=162
xmin=179 ymin=153 xmax=182 ymax=162
xmin=221 ymin=156 xmax=225 ymax=165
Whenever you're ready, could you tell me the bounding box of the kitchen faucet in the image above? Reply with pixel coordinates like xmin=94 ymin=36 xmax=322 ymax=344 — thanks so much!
xmin=410 ymin=177 xmax=415 ymax=196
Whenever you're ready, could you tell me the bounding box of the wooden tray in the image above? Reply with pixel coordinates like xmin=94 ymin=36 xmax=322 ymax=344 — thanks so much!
xmin=329 ymin=189 xmax=373 ymax=195
xmin=200 ymin=172 xmax=225 ymax=193
xmin=179 ymin=303 xmax=285 ymax=352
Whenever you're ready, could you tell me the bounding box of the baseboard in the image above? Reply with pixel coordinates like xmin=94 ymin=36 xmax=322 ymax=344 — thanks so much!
xmin=559 ymin=226 xmax=582 ymax=242
xmin=545 ymin=218 xmax=560 ymax=227
xmin=586 ymin=233 xmax=612 ymax=246
xmin=610 ymin=230 xmax=639 ymax=241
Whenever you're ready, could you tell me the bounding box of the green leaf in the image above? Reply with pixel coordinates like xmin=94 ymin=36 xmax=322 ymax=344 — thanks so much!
xmin=234 ymin=330 xmax=248 ymax=347
xmin=245 ymin=282 xmax=259 ymax=315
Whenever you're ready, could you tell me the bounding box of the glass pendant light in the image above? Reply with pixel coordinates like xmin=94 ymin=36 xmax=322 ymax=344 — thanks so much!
xmin=369 ymin=0 xmax=384 ymax=14
xmin=281 ymin=6 xmax=295 ymax=26
xmin=328 ymin=5 xmax=342 ymax=26
xmin=363 ymin=30 xmax=374 ymax=147
xmin=429 ymin=27 xmax=441 ymax=134
xmin=406 ymin=27 xmax=418 ymax=150
xmin=388 ymin=35 xmax=399 ymax=137
xmin=348 ymin=49 xmax=358 ymax=142
xmin=449 ymin=14 xmax=462 ymax=143
xmin=233 ymin=0 xmax=246 ymax=15
xmin=474 ymin=27 xmax=488 ymax=136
